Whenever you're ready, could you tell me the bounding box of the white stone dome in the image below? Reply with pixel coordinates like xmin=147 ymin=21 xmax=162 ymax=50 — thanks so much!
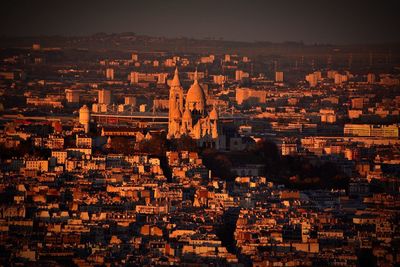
xmin=186 ymin=80 xmax=206 ymax=111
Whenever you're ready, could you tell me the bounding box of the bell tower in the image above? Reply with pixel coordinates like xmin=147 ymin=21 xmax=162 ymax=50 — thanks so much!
xmin=168 ymin=68 xmax=184 ymax=138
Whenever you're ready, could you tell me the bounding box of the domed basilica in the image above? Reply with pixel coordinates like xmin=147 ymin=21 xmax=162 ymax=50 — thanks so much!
xmin=167 ymin=68 xmax=225 ymax=149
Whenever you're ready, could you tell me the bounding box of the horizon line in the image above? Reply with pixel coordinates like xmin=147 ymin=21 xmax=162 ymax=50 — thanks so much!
xmin=1 ymin=32 xmax=399 ymax=47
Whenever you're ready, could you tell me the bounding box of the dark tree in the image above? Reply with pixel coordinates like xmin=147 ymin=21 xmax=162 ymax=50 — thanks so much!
xmin=111 ymin=137 xmax=134 ymax=155
xmin=202 ymin=149 xmax=234 ymax=180
xmin=176 ymin=135 xmax=198 ymax=152
xmin=139 ymin=133 xmax=168 ymax=157
xmin=252 ymin=139 xmax=281 ymax=176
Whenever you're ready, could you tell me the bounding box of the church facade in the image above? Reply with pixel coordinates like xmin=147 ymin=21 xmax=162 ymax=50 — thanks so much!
xmin=167 ymin=68 xmax=225 ymax=149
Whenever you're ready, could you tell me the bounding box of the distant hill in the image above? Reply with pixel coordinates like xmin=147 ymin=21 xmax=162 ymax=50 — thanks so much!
xmin=1 ymin=33 xmax=399 ymax=57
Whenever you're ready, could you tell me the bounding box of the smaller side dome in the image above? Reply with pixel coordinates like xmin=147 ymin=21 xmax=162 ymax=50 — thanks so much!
xmin=183 ymin=108 xmax=192 ymax=120
xmin=209 ymin=107 xmax=218 ymax=120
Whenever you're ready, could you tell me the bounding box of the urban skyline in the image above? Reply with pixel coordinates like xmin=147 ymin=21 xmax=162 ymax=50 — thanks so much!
xmin=0 ymin=2 xmax=399 ymax=267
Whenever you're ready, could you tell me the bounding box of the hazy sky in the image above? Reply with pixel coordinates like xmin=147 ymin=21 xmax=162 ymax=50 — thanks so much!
xmin=1 ymin=0 xmax=399 ymax=44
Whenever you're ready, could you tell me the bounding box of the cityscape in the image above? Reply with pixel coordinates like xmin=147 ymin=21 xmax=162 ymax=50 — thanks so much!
xmin=0 ymin=1 xmax=399 ymax=266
